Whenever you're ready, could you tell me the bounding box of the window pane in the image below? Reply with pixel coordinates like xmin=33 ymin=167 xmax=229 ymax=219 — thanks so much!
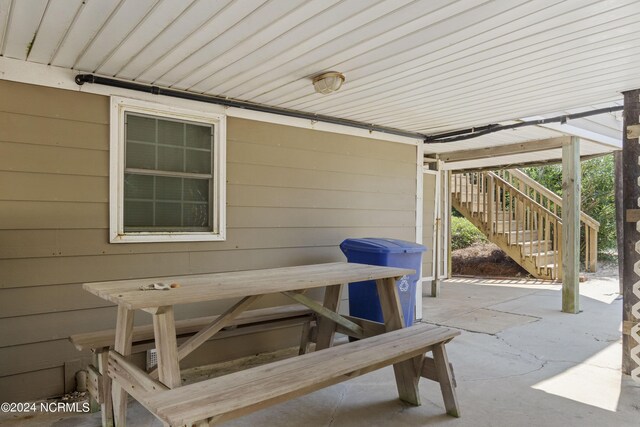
xmin=155 ymin=176 xmax=182 ymax=201
xmin=186 ymin=149 xmax=211 ymax=174
xmin=184 ymin=178 xmax=208 ymax=201
xmin=127 ymin=114 xmax=155 ymax=142
xmin=184 ymin=203 xmax=209 ymax=227
xmin=121 ymin=110 xmax=216 ymax=235
xmin=186 ymin=124 xmax=212 ymax=149
xmin=124 ymin=201 xmax=153 ymax=228
xmin=158 ymin=120 xmax=184 ymax=147
xmin=158 ymin=146 xmax=184 ymax=172
xmin=124 ymin=174 xmax=153 ymax=199
xmin=126 ymin=142 xmax=156 ymax=169
xmin=156 ymin=202 xmax=182 ymax=227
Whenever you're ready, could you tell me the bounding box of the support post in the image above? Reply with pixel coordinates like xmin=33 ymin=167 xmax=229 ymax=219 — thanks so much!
xmin=614 ymin=150 xmax=624 ymax=294
xmin=562 ymin=136 xmax=580 ymax=314
xmin=621 ymin=89 xmax=640 ymax=377
xmin=431 ymin=161 xmax=443 ymax=297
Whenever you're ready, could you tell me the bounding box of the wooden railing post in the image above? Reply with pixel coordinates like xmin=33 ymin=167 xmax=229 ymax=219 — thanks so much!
xmin=589 ymin=226 xmax=597 ymax=272
xmin=488 ymin=175 xmax=494 ymax=235
xmin=506 ymin=168 xmax=599 ymax=277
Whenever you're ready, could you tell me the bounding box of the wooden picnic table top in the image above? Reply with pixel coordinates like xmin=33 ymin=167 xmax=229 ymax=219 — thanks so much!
xmin=83 ymin=262 xmax=414 ymax=310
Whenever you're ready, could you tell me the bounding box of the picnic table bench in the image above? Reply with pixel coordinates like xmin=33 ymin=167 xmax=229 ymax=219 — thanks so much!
xmin=70 ymin=304 xmax=316 ymax=420
xmin=81 ymin=262 xmax=461 ymax=426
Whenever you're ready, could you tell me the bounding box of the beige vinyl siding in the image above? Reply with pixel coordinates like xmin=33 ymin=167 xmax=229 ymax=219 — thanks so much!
xmin=0 ymin=80 xmax=418 ymax=401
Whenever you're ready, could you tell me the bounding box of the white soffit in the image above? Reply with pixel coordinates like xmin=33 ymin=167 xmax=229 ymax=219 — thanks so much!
xmin=0 ymin=0 xmax=639 ymax=137
xmin=442 ymin=139 xmax=614 ymax=171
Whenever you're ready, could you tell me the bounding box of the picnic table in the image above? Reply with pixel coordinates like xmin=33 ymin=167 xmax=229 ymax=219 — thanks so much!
xmin=83 ymin=262 xmax=460 ymax=426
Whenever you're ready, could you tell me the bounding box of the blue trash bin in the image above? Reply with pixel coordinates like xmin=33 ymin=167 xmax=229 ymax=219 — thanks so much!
xmin=340 ymin=238 xmax=426 ymax=327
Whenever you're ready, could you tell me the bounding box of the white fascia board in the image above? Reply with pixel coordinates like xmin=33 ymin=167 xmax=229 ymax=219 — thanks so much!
xmin=536 ymin=123 xmax=621 ymax=149
xmin=0 ymin=56 xmax=418 ymax=146
xmin=521 ymin=116 xmax=621 ymax=149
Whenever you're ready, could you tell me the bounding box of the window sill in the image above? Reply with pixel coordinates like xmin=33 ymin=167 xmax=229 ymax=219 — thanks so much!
xmin=110 ymin=232 xmax=226 ymax=243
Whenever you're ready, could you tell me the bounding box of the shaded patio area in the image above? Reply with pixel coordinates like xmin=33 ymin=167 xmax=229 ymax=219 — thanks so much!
xmin=2 ymin=274 xmax=638 ymax=427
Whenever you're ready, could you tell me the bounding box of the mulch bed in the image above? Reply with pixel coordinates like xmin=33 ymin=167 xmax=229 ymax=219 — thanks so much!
xmin=451 ymin=242 xmax=530 ymax=278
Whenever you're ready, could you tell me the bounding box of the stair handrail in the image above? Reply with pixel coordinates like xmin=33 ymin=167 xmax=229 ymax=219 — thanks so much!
xmin=488 ymin=172 xmax=562 ymax=222
xmin=504 ymin=169 xmax=600 ymax=231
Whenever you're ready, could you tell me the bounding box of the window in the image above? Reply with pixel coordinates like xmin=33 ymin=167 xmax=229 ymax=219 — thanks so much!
xmin=110 ymin=97 xmax=226 ymax=242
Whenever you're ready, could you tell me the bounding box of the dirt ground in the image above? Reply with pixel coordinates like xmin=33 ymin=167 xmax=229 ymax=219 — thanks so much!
xmin=451 ymin=242 xmax=530 ymax=278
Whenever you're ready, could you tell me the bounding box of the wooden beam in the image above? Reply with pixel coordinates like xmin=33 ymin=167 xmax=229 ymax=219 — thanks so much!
xmin=313 ymin=285 xmax=343 ymax=350
xmin=375 ymin=277 xmax=421 ymax=406
xmin=421 ymin=354 xmax=457 ymax=387
xmin=627 ymin=124 xmax=640 ymax=139
xmin=147 ymin=296 xmax=261 ymax=380
xmin=615 ymin=151 xmax=624 ymax=294
xmin=621 ymin=89 xmax=640 ymax=376
xmin=432 ymin=343 xmax=461 ymax=417
xmin=95 ymin=349 xmax=113 ymax=426
xmin=626 ymin=209 xmax=640 ymax=223
xmin=446 ymin=152 xmax=608 ymax=173
xmin=152 ymin=306 xmax=181 ymax=389
xmin=438 ymin=136 xmax=570 ymax=163
xmin=86 ymin=365 xmax=102 ymax=404
xmin=562 ymin=136 xmax=581 ymax=314
xmin=107 ymin=350 xmax=167 ymax=416
xmin=175 ymin=296 xmax=260 ymax=362
xmin=111 ymin=306 xmax=134 ymax=427
xmin=108 ymin=350 xmax=168 ymax=395
xmin=283 ymin=291 xmax=365 ymax=340
xmin=336 ymin=315 xmax=387 ymax=338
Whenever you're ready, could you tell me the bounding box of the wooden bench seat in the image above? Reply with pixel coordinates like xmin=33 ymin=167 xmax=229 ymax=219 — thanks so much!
xmin=69 ymin=304 xmax=315 ymax=421
xmin=113 ymin=323 xmax=460 ymax=427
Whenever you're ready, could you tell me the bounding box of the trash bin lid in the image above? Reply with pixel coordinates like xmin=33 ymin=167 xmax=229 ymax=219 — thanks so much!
xmin=340 ymin=238 xmax=426 ymax=254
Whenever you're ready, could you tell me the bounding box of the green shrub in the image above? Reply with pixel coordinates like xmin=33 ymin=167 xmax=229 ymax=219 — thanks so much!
xmin=523 ymin=154 xmax=616 ymax=252
xmin=451 ymin=216 xmax=487 ymax=250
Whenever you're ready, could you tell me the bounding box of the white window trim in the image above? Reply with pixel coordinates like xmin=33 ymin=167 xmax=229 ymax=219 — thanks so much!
xmin=109 ymin=96 xmax=226 ymax=243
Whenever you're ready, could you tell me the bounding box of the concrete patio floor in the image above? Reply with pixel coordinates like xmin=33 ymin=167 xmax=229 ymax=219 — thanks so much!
xmin=2 ymin=273 xmax=639 ymax=426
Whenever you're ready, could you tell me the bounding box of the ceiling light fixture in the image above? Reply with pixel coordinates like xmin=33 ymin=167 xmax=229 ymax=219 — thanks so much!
xmin=312 ymin=71 xmax=345 ymax=94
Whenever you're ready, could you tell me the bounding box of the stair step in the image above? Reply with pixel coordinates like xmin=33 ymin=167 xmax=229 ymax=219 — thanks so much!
xmin=532 ymin=250 xmax=558 ymax=259
xmin=495 ymin=223 xmax=524 ymax=233
xmin=506 ymin=230 xmax=541 ymax=244
xmin=532 ymin=251 xmax=559 ymax=266
xmin=518 ymin=240 xmax=551 ymax=254
xmin=457 ymin=196 xmax=485 ymax=203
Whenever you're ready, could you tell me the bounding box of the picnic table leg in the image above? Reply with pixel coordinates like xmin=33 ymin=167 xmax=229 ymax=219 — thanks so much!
xmin=96 ymin=349 xmax=114 ymax=427
xmin=314 ymin=284 xmax=343 ymax=350
xmin=112 ymin=306 xmax=134 ymax=427
xmin=375 ymin=277 xmax=422 ymax=406
xmin=152 ymin=306 xmax=182 ymax=388
xmin=432 ymin=343 xmax=461 ymax=417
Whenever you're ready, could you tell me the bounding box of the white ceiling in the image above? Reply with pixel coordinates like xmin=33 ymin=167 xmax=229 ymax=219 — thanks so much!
xmin=0 ymin=0 xmax=637 ymax=137
xmin=430 ymin=99 xmax=623 ymax=169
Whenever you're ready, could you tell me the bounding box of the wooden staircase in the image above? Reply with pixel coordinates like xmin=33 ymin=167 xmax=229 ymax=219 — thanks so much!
xmin=451 ymin=169 xmax=600 ymax=280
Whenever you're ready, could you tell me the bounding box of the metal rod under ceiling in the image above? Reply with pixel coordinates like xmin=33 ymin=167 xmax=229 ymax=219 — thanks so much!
xmin=75 ymin=74 xmax=623 ymax=145
xmin=74 ymin=74 xmax=427 ymax=140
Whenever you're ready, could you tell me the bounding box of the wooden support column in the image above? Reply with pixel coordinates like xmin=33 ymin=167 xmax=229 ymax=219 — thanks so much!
xmin=621 ymin=89 xmax=640 ymax=376
xmin=562 ymin=136 xmax=580 ymax=314
xmin=431 ymin=161 xmax=443 ymax=297
xmin=614 ymin=150 xmax=624 ymax=294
